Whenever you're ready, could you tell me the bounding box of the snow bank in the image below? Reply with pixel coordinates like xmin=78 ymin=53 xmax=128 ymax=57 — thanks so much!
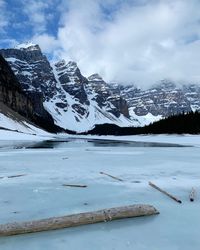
xmin=0 ymin=130 xmax=54 ymax=140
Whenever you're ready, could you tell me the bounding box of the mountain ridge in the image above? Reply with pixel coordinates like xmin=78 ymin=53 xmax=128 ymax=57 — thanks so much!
xmin=0 ymin=44 xmax=139 ymax=132
xmin=2 ymin=43 xmax=199 ymax=133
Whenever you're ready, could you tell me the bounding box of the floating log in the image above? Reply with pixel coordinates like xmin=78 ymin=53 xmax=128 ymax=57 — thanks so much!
xmin=0 ymin=174 xmax=26 ymax=179
xmin=189 ymin=188 xmax=196 ymax=202
xmin=100 ymin=171 xmax=123 ymax=182
xmin=62 ymin=184 xmax=87 ymax=188
xmin=149 ymin=181 xmax=182 ymax=204
xmin=0 ymin=204 xmax=159 ymax=236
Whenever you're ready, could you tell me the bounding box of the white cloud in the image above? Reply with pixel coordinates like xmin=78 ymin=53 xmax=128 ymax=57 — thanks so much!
xmin=21 ymin=0 xmax=50 ymax=33
xmin=32 ymin=34 xmax=59 ymax=54
xmin=9 ymin=0 xmax=200 ymax=87
xmin=50 ymin=0 xmax=200 ymax=87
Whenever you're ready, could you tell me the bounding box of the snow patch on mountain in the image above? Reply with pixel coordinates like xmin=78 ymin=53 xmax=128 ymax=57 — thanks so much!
xmin=129 ymin=108 xmax=163 ymax=127
xmin=14 ymin=42 xmax=38 ymax=50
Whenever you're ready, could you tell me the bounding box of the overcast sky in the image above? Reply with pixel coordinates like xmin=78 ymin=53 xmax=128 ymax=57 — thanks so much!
xmin=1 ymin=0 xmax=200 ymax=86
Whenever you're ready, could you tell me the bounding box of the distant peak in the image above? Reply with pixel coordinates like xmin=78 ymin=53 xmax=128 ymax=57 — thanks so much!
xmin=55 ymin=60 xmax=78 ymax=71
xmin=14 ymin=42 xmax=40 ymax=51
xmin=88 ymin=73 xmax=103 ymax=82
xmin=54 ymin=59 xmax=66 ymax=68
xmin=66 ymin=61 xmax=78 ymax=68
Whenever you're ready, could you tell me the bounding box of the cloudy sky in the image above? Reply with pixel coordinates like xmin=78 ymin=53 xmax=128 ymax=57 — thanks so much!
xmin=1 ymin=0 xmax=200 ymax=86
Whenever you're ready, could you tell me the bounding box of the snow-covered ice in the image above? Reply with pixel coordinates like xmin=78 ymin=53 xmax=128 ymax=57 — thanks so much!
xmin=0 ymin=137 xmax=200 ymax=249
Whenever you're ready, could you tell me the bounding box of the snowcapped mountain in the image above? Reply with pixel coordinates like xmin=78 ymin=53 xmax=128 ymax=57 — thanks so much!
xmin=0 ymin=44 xmax=139 ymax=132
xmin=118 ymin=80 xmax=200 ymax=117
xmin=48 ymin=59 xmax=134 ymax=132
xmin=2 ymin=43 xmax=200 ymax=133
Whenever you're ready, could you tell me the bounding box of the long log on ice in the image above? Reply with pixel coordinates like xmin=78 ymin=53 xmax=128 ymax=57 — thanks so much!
xmin=0 ymin=174 xmax=26 ymax=179
xmin=149 ymin=181 xmax=182 ymax=204
xmin=0 ymin=204 xmax=159 ymax=236
xmin=62 ymin=184 xmax=87 ymax=188
xmin=100 ymin=171 xmax=123 ymax=181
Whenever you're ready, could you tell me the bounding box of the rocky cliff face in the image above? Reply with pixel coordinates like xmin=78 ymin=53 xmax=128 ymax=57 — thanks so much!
xmin=0 ymin=54 xmax=34 ymax=118
xmin=87 ymin=73 xmax=129 ymax=118
xmin=118 ymin=80 xmax=200 ymax=117
xmin=54 ymin=60 xmax=88 ymax=105
xmin=0 ymin=44 xmax=57 ymax=114
xmin=0 ymin=53 xmax=60 ymax=132
xmin=0 ymin=44 xmax=131 ymax=132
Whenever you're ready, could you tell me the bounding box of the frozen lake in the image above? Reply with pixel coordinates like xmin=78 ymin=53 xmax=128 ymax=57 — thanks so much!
xmin=0 ymin=138 xmax=199 ymax=249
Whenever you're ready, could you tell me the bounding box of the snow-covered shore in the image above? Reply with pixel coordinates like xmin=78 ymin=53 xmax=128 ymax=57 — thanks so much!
xmin=0 ymin=129 xmax=54 ymax=140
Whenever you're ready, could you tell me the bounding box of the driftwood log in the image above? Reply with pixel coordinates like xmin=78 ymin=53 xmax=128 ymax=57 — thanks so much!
xmin=0 ymin=174 xmax=26 ymax=179
xmin=0 ymin=204 xmax=159 ymax=236
xmin=62 ymin=184 xmax=87 ymax=188
xmin=100 ymin=171 xmax=123 ymax=181
xmin=149 ymin=181 xmax=182 ymax=204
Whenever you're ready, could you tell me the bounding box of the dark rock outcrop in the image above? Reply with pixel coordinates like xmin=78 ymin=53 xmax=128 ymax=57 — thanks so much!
xmin=87 ymin=73 xmax=129 ymax=118
xmin=54 ymin=60 xmax=89 ymax=105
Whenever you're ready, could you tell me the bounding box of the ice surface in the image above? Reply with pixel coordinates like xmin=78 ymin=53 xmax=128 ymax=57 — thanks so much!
xmin=67 ymin=133 xmax=200 ymax=147
xmin=0 ymin=138 xmax=199 ymax=249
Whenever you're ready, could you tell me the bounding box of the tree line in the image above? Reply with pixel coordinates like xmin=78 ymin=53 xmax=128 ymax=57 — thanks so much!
xmin=83 ymin=111 xmax=200 ymax=135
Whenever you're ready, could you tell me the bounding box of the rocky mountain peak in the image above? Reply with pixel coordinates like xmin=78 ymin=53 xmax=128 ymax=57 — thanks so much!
xmin=55 ymin=60 xmax=79 ymax=76
xmin=14 ymin=42 xmax=40 ymax=51
xmin=54 ymin=59 xmax=87 ymax=87
xmin=0 ymin=44 xmax=57 ymax=98
xmin=88 ymin=73 xmax=104 ymax=82
xmin=54 ymin=59 xmax=66 ymax=68
xmin=66 ymin=61 xmax=78 ymax=68
xmin=0 ymin=44 xmax=45 ymax=63
xmin=65 ymin=61 xmax=79 ymax=76
xmin=154 ymin=80 xmax=177 ymax=90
